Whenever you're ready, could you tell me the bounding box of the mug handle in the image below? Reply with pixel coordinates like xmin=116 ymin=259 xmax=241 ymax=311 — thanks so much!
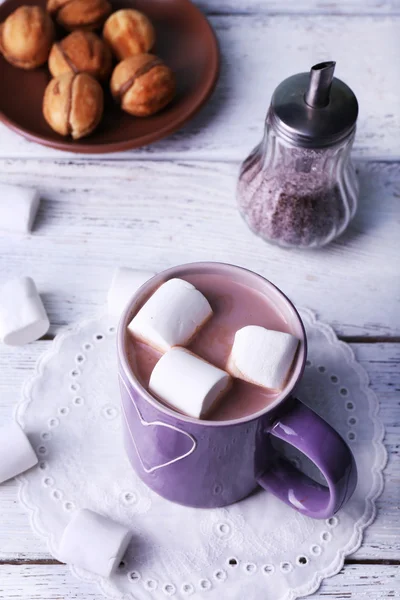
xmin=257 ymin=398 xmax=357 ymax=519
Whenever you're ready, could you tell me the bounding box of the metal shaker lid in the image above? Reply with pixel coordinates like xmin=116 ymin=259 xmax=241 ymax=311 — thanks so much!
xmin=269 ymin=62 xmax=358 ymax=148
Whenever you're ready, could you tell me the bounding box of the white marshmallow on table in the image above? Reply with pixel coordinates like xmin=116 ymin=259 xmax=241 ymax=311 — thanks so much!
xmin=149 ymin=347 xmax=232 ymax=419
xmin=227 ymin=326 xmax=299 ymax=391
xmin=58 ymin=509 xmax=132 ymax=578
xmin=128 ymin=278 xmax=213 ymax=353
xmin=0 ymin=184 xmax=40 ymax=233
xmin=0 ymin=276 xmax=50 ymax=345
xmin=0 ymin=422 xmax=38 ymax=484
xmin=107 ymin=267 xmax=155 ymax=318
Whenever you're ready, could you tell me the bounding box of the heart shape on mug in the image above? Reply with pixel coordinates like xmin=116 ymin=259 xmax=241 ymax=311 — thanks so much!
xmin=119 ymin=375 xmax=197 ymax=473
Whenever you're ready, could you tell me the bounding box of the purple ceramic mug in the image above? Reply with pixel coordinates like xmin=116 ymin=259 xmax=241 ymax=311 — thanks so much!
xmin=117 ymin=262 xmax=357 ymax=519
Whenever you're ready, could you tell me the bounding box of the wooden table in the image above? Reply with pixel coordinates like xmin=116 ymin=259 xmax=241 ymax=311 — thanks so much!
xmin=0 ymin=0 xmax=399 ymax=598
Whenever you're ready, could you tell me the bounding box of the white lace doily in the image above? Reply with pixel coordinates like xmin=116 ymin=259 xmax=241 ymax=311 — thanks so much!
xmin=15 ymin=309 xmax=386 ymax=600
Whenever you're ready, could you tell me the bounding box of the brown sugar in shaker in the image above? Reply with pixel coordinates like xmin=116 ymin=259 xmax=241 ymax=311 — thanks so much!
xmin=237 ymin=62 xmax=359 ymax=248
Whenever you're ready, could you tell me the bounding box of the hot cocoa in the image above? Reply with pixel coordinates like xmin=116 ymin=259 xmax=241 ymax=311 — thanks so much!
xmin=126 ymin=271 xmax=298 ymax=421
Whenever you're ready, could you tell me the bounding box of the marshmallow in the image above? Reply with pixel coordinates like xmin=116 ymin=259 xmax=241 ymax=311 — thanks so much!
xmin=227 ymin=326 xmax=299 ymax=391
xmin=58 ymin=509 xmax=132 ymax=578
xmin=0 ymin=184 xmax=40 ymax=233
xmin=0 ymin=422 xmax=38 ymax=484
xmin=149 ymin=347 xmax=231 ymax=419
xmin=128 ymin=278 xmax=213 ymax=353
xmin=0 ymin=276 xmax=50 ymax=345
xmin=107 ymin=267 xmax=155 ymax=318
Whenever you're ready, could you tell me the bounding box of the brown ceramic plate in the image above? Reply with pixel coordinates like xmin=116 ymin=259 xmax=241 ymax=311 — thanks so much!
xmin=0 ymin=0 xmax=219 ymax=153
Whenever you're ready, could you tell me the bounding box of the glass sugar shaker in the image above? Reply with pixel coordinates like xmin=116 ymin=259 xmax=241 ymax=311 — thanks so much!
xmin=237 ymin=62 xmax=359 ymax=248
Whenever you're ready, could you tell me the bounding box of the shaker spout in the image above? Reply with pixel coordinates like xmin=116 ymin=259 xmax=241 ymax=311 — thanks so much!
xmin=305 ymin=61 xmax=336 ymax=108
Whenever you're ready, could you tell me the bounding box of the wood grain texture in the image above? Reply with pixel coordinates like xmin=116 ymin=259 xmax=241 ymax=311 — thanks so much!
xmin=0 ymin=159 xmax=398 ymax=337
xmin=0 ymin=563 xmax=398 ymax=599
xmin=0 ymin=0 xmax=398 ymax=596
xmin=0 ymin=15 xmax=399 ymax=160
xmin=1 ymin=0 xmax=400 ymax=15
xmin=0 ymin=341 xmax=398 ymax=561
xmin=198 ymin=0 xmax=400 ymax=14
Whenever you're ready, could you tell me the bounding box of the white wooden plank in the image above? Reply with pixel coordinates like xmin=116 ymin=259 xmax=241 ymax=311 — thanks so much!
xmin=0 ymin=345 xmax=49 ymax=560
xmin=0 ymin=563 xmax=398 ymax=599
xmin=352 ymin=343 xmax=400 ymax=561
xmin=0 ymin=15 xmax=399 ymax=160
xmin=2 ymin=0 xmax=400 ymax=16
xmin=198 ymin=0 xmax=400 ymax=14
xmin=0 ymin=342 xmax=398 ymax=560
xmin=0 ymin=159 xmax=398 ymax=337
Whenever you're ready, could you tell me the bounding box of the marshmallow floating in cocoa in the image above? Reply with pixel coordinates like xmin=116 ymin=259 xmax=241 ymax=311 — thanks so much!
xmin=107 ymin=267 xmax=155 ymax=318
xmin=0 ymin=422 xmax=38 ymax=484
xmin=0 ymin=184 xmax=40 ymax=233
xmin=149 ymin=347 xmax=231 ymax=419
xmin=58 ymin=508 xmax=132 ymax=578
xmin=128 ymin=278 xmax=212 ymax=353
xmin=0 ymin=276 xmax=50 ymax=346
xmin=227 ymin=326 xmax=299 ymax=391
